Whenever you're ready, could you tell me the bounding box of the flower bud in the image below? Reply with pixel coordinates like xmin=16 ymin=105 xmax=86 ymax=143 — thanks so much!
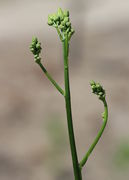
xmin=57 ymin=8 xmax=64 ymax=20
xmin=90 ymin=81 xmax=106 ymax=100
xmin=102 ymin=112 xmax=105 ymax=120
xmin=61 ymin=21 xmax=65 ymax=26
xmin=90 ymin=80 xmax=95 ymax=86
xmin=66 ymin=22 xmax=71 ymax=27
xmin=48 ymin=19 xmax=53 ymax=26
xmin=66 ymin=27 xmax=70 ymax=33
xmin=64 ymin=17 xmax=69 ymax=23
xmin=48 ymin=8 xmax=75 ymax=41
xmin=64 ymin=10 xmax=69 ymax=17
xmin=30 ymin=37 xmax=42 ymax=63
xmin=32 ymin=37 xmax=38 ymax=43
xmin=36 ymin=43 xmax=41 ymax=49
xmin=71 ymin=28 xmax=75 ymax=33
xmin=53 ymin=14 xmax=59 ymax=22
xmin=48 ymin=14 xmax=54 ymax=20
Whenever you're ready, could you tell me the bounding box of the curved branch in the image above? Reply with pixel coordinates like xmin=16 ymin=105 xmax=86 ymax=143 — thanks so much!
xmin=79 ymin=99 xmax=108 ymax=169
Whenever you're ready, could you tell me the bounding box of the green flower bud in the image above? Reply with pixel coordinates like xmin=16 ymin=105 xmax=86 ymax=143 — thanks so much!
xmin=53 ymin=14 xmax=59 ymax=22
xmin=90 ymin=81 xmax=106 ymax=100
xmin=98 ymin=92 xmax=103 ymax=96
xmin=68 ymin=32 xmax=72 ymax=37
xmin=66 ymin=22 xmax=71 ymax=27
xmin=31 ymin=42 xmax=36 ymax=47
xmin=48 ymin=14 xmax=54 ymax=20
xmin=71 ymin=28 xmax=75 ymax=33
xmin=30 ymin=47 xmax=34 ymax=51
xmin=96 ymin=83 xmax=101 ymax=88
xmin=30 ymin=47 xmax=35 ymax=53
xmin=69 ymin=29 xmax=75 ymax=37
xmin=90 ymin=80 xmax=95 ymax=86
xmin=53 ymin=24 xmax=58 ymax=28
xmin=32 ymin=37 xmax=38 ymax=43
xmin=61 ymin=21 xmax=65 ymax=26
xmin=57 ymin=8 xmax=64 ymax=21
xmin=102 ymin=112 xmax=105 ymax=120
xmin=30 ymin=37 xmax=42 ymax=63
xmin=34 ymin=56 xmax=41 ymax=63
xmin=36 ymin=43 xmax=41 ymax=49
xmin=47 ymin=8 xmax=75 ymax=41
xmin=64 ymin=10 xmax=69 ymax=17
xmin=64 ymin=17 xmax=69 ymax=23
xmin=66 ymin=27 xmax=70 ymax=33
xmin=91 ymin=84 xmax=94 ymax=89
xmin=48 ymin=19 xmax=53 ymax=26
xmin=34 ymin=54 xmax=38 ymax=59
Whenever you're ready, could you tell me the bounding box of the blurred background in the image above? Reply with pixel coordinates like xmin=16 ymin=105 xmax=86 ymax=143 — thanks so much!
xmin=0 ymin=0 xmax=129 ymax=180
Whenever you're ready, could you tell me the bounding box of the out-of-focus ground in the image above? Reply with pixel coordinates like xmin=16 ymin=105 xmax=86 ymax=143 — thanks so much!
xmin=0 ymin=0 xmax=129 ymax=180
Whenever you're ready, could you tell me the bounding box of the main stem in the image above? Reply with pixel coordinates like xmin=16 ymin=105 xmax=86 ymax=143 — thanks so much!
xmin=63 ymin=35 xmax=82 ymax=180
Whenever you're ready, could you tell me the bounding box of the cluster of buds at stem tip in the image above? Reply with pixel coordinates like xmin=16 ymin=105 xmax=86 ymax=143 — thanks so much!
xmin=30 ymin=37 xmax=42 ymax=63
xmin=47 ymin=8 xmax=75 ymax=41
xmin=90 ymin=80 xmax=106 ymax=101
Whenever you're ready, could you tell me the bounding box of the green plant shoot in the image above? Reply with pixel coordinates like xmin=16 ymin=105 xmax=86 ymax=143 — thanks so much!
xmin=30 ymin=7 xmax=108 ymax=180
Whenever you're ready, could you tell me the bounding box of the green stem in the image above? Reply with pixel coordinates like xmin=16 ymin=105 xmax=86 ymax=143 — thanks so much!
xmin=38 ymin=62 xmax=65 ymax=96
xmin=63 ymin=35 xmax=82 ymax=180
xmin=79 ymin=99 xmax=108 ymax=168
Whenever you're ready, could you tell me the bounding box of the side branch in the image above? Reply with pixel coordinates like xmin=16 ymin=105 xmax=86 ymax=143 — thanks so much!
xmin=30 ymin=37 xmax=64 ymax=96
xmin=79 ymin=99 xmax=108 ymax=168
xmin=38 ymin=62 xmax=65 ymax=96
xmin=79 ymin=81 xmax=108 ymax=169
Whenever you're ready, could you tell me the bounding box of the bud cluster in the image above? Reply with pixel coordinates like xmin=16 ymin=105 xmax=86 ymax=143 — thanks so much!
xmin=30 ymin=37 xmax=42 ymax=63
xmin=90 ymin=81 xmax=106 ymax=100
xmin=47 ymin=8 xmax=75 ymax=40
